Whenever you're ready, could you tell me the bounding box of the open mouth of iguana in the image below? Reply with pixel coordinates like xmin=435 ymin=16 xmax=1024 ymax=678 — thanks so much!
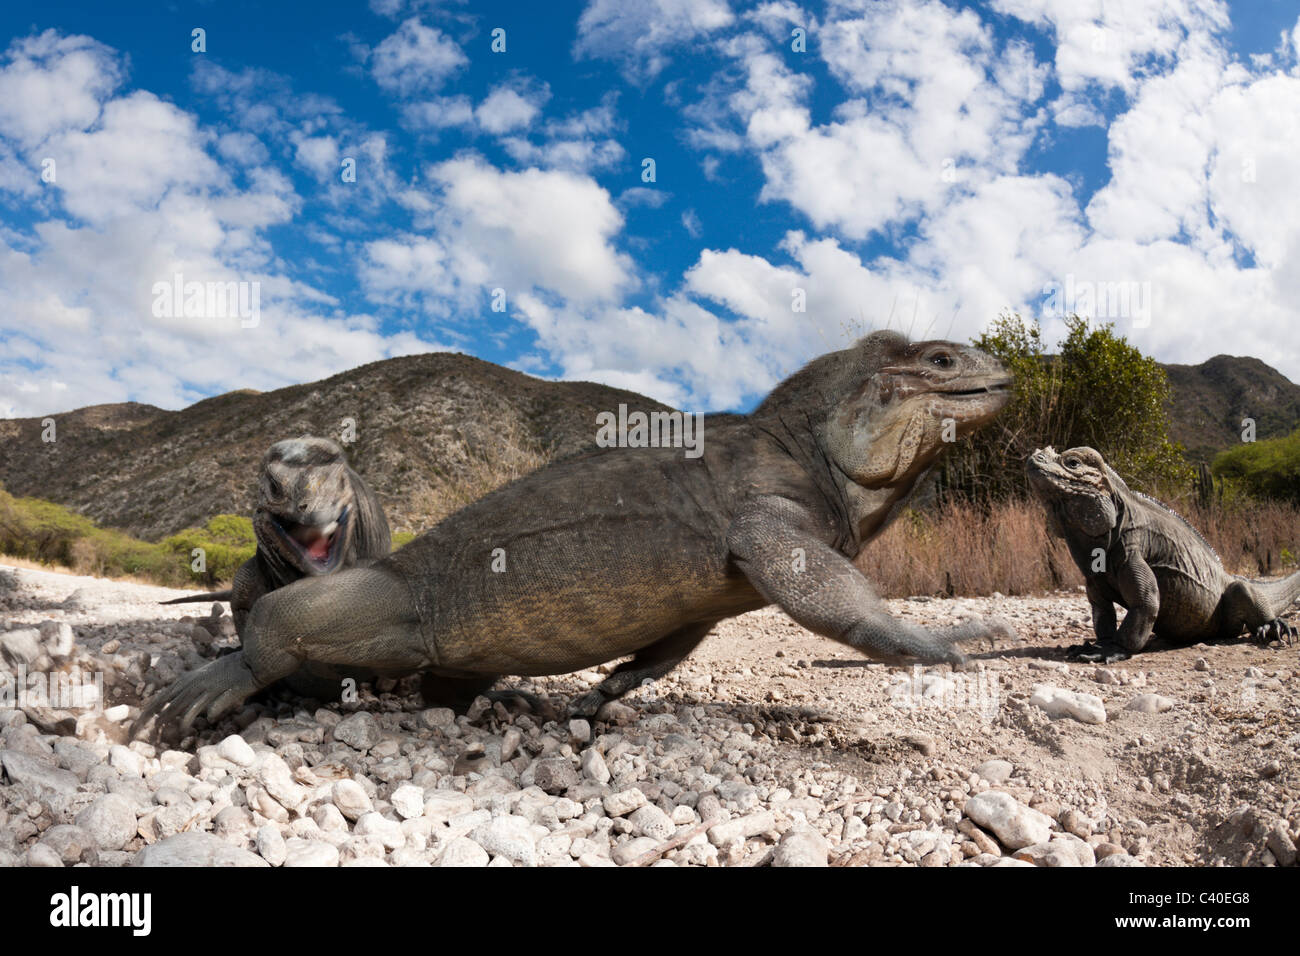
xmin=273 ymin=506 xmax=349 ymax=573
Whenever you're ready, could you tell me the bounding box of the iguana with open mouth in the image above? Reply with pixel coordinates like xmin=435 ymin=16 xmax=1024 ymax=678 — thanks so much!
xmin=164 ymin=436 xmax=391 ymax=639
xmin=137 ymin=332 xmax=1016 ymax=738
xmin=1026 ymin=445 xmax=1299 ymax=662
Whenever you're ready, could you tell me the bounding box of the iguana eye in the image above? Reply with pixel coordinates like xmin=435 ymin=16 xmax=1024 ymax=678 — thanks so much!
xmin=929 ymin=351 xmax=954 ymax=369
xmin=1066 ymin=457 xmax=1080 ymax=469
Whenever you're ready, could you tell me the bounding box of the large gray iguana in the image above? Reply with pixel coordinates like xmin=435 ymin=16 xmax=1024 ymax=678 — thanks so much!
xmin=164 ymin=436 xmax=391 ymax=651
xmin=1027 ymin=445 xmax=1299 ymax=662
xmin=137 ymin=332 xmax=1014 ymax=737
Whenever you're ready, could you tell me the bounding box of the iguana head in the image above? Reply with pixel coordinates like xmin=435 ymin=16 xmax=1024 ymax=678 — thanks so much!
xmin=810 ymin=331 xmax=1012 ymax=487
xmin=1025 ymin=446 xmax=1124 ymax=538
xmin=255 ymin=437 xmax=361 ymax=575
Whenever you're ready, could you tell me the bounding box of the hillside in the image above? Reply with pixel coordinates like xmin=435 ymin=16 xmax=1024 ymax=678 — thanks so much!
xmin=1162 ymin=355 xmax=1300 ymax=464
xmin=0 ymin=352 xmax=671 ymax=541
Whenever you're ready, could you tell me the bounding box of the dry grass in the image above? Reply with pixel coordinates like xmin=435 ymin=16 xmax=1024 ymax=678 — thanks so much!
xmin=859 ymin=497 xmax=1300 ymax=598
xmin=408 ymin=417 xmax=549 ymax=529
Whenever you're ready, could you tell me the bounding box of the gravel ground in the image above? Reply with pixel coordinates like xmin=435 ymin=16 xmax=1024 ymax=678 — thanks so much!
xmin=1 ymin=562 xmax=1297 ymax=867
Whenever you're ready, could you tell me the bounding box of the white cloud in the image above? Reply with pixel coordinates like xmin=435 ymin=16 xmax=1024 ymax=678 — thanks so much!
xmin=0 ymin=31 xmax=121 ymax=149
xmin=0 ymin=32 xmax=442 ymax=418
xmin=575 ymin=0 xmax=735 ymax=80
xmin=991 ymin=0 xmax=1231 ymax=95
xmin=362 ymin=157 xmax=634 ymax=315
xmin=475 ymin=82 xmax=548 ymax=134
xmin=368 ymin=18 xmax=467 ymax=95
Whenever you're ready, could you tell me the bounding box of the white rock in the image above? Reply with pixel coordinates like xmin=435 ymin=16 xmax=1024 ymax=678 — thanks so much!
xmin=1125 ymin=694 xmax=1175 ymax=714
xmin=437 ymin=837 xmax=489 ymax=867
xmin=773 ymin=826 xmax=829 ymax=867
xmin=132 ymin=832 xmax=268 ymax=867
xmin=423 ymin=790 xmax=474 ymax=823
xmin=216 ymin=734 xmax=256 ymax=767
xmin=708 ymin=810 xmax=777 ymax=847
xmin=973 ymin=759 xmax=1014 ymax=784
xmin=1029 ymin=684 xmax=1106 ymax=724
xmin=257 ymin=825 xmax=287 ymax=866
xmin=283 ymin=838 xmax=341 ymax=867
xmin=26 ymin=843 xmax=64 ymax=867
xmin=581 ymin=748 xmax=611 ymax=785
xmin=964 ymin=791 xmax=1054 ymax=850
xmin=471 ymin=815 xmax=537 ymax=866
xmin=355 ymin=813 xmax=405 ymax=850
xmin=75 ymin=794 xmax=137 ymax=851
xmin=629 ymin=804 xmax=674 ymax=841
xmin=109 ymin=744 xmax=144 ymax=776
xmin=40 ymin=621 xmax=75 ymax=659
xmin=331 ymin=778 xmax=373 ymax=821
xmin=255 ymin=753 xmax=306 ymax=810
xmin=611 ymin=837 xmax=658 ymax=866
xmin=391 ymin=784 xmax=426 ymax=820
xmin=602 ymin=788 xmax=647 ymax=817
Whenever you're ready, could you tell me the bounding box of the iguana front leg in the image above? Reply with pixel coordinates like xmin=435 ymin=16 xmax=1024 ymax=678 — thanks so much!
xmin=1070 ymin=557 xmax=1158 ymax=663
xmin=1068 ymin=577 xmax=1125 ymax=662
xmin=136 ymin=567 xmax=428 ymax=738
xmin=1112 ymin=553 xmax=1160 ymax=653
xmin=728 ymin=497 xmax=1013 ymax=666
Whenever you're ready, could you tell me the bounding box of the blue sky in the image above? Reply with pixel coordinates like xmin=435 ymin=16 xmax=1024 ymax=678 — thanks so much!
xmin=1 ymin=0 xmax=1299 ymax=418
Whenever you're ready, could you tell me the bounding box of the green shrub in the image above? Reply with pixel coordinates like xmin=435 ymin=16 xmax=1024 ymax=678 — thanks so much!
xmin=1213 ymin=427 xmax=1300 ymax=505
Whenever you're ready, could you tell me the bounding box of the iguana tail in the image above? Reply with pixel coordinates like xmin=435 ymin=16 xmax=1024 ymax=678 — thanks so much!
xmin=160 ymin=589 xmax=233 ymax=605
xmin=1255 ymin=570 xmax=1300 ymax=618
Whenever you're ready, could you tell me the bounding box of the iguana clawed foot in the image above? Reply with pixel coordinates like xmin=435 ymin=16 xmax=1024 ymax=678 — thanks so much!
xmin=133 ymin=652 xmax=262 ymax=740
xmin=1252 ymin=619 xmax=1297 ymax=648
xmin=566 ymin=689 xmax=608 ymax=721
xmin=482 ymin=689 xmax=558 ymax=722
xmin=1066 ymin=640 xmax=1130 ymax=664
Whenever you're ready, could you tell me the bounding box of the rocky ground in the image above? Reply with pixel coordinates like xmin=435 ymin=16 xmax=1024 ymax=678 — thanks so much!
xmin=0 ymin=561 xmax=1296 ymax=868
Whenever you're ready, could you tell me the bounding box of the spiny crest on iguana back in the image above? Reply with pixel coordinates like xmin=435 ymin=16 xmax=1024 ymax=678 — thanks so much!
xmin=1128 ymin=489 xmax=1221 ymax=566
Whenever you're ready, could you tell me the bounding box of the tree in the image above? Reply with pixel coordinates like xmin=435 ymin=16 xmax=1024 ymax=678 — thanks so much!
xmin=940 ymin=313 xmax=1191 ymax=502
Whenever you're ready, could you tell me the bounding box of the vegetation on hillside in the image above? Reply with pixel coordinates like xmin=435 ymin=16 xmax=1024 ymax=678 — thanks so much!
xmin=1213 ymin=426 xmax=1300 ymax=506
xmin=0 ymin=486 xmax=253 ymax=586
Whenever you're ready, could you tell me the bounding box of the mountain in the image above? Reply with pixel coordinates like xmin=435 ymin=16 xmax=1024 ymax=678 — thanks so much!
xmin=1160 ymin=355 xmax=1300 ymax=464
xmin=0 ymin=352 xmax=671 ymax=540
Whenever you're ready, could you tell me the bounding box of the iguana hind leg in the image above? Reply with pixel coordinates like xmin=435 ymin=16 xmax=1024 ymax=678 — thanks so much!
xmin=420 ymin=673 xmax=554 ymax=719
xmin=567 ymin=622 xmax=714 ymax=719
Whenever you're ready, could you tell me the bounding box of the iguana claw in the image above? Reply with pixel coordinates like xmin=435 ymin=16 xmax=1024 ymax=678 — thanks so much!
xmin=1066 ymin=640 xmax=1130 ymax=664
xmin=132 ymin=652 xmax=261 ymax=740
xmin=1253 ymin=619 xmax=1297 ymax=648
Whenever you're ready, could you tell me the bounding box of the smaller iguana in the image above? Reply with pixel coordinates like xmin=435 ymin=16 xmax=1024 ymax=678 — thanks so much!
xmin=1027 ymin=446 xmax=1299 ymax=662
xmin=164 ymin=435 xmax=391 ymax=636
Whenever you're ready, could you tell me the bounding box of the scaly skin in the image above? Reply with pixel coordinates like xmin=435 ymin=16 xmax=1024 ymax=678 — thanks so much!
xmin=1026 ymin=446 xmax=1300 ymax=662
xmin=163 ymin=436 xmax=391 ymax=693
xmin=137 ymin=332 xmax=1015 ymax=738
